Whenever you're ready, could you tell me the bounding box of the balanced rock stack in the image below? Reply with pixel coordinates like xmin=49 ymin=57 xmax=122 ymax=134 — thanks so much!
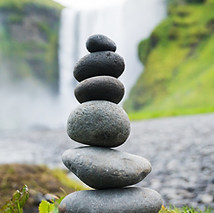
xmin=59 ymin=34 xmax=163 ymax=213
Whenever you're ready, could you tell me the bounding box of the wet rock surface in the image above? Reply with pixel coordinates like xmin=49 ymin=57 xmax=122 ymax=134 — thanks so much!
xmin=74 ymin=76 xmax=124 ymax=104
xmin=73 ymin=51 xmax=125 ymax=82
xmin=65 ymin=34 xmax=161 ymax=212
xmin=1 ymin=113 xmax=213 ymax=209
xmin=86 ymin=34 xmax=117 ymax=53
xmin=67 ymin=101 xmax=130 ymax=147
xmin=62 ymin=146 xmax=151 ymax=189
xmin=59 ymin=187 xmax=162 ymax=213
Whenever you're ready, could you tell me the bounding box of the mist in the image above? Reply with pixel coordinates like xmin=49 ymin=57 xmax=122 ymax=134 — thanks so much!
xmin=0 ymin=0 xmax=166 ymax=131
xmin=0 ymin=82 xmax=72 ymax=130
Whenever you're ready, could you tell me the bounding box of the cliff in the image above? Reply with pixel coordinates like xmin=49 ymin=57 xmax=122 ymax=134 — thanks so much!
xmin=124 ymin=0 xmax=214 ymax=119
xmin=0 ymin=0 xmax=63 ymax=93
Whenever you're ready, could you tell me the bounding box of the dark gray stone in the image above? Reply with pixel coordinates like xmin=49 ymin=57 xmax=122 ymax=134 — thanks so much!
xmin=67 ymin=101 xmax=130 ymax=147
xmin=73 ymin=51 xmax=125 ymax=82
xmin=62 ymin=146 xmax=151 ymax=189
xmin=59 ymin=187 xmax=163 ymax=213
xmin=2 ymin=113 xmax=214 ymax=209
xmin=74 ymin=76 xmax=125 ymax=104
xmin=86 ymin=34 xmax=116 ymax=52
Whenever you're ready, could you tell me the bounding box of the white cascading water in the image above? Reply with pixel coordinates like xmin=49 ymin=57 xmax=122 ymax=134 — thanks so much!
xmin=59 ymin=0 xmax=167 ymax=121
xmin=59 ymin=8 xmax=79 ymax=120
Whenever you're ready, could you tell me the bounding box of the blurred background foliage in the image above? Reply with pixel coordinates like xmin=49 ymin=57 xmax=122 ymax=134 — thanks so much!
xmin=124 ymin=0 xmax=214 ymax=119
xmin=1 ymin=0 xmax=213 ymax=120
xmin=0 ymin=0 xmax=62 ymax=93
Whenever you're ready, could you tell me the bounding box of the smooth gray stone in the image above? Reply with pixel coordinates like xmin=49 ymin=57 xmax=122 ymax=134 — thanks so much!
xmin=74 ymin=76 xmax=125 ymax=104
xmin=73 ymin=51 xmax=125 ymax=82
xmin=59 ymin=187 xmax=163 ymax=213
xmin=62 ymin=146 xmax=151 ymax=189
xmin=67 ymin=101 xmax=130 ymax=147
xmin=86 ymin=34 xmax=116 ymax=52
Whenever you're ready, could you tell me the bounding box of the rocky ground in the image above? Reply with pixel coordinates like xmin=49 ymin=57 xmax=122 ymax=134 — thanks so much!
xmin=0 ymin=113 xmax=213 ymax=209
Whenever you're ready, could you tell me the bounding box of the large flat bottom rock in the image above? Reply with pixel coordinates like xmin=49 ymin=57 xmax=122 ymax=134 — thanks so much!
xmin=59 ymin=187 xmax=163 ymax=213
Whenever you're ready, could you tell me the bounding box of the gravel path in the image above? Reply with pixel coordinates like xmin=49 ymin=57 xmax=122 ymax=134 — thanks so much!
xmin=0 ymin=113 xmax=213 ymax=209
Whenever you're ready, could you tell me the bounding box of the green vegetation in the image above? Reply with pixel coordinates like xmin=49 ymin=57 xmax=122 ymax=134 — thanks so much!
xmin=0 ymin=185 xmax=29 ymax=213
xmin=124 ymin=0 xmax=214 ymax=120
xmin=0 ymin=0 xmax=63 ymax=10
xmin=51 ymin=168 xmax=91 ymax=191
xmin=1 ymin=187 xmax=213 ymax=213
xmin=159 ymin=205 xmax=214 ymax=213
xmin=0 ymin=0 xmax=63 ymax=92
xmin=167 ymin=0 xmax=206 ymax=5
xmin=0 ymin=164 xmax=89 ymax=211
xmin=38 ymin=197 xmax=64 ymax=213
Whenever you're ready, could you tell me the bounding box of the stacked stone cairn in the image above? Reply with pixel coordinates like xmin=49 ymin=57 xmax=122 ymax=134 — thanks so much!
xmin=59 ymin=34 xmax=163 ymax=213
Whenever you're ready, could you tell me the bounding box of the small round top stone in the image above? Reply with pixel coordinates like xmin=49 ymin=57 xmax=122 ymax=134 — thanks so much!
xmin=86 ymin=34 xmax=117 ymax=52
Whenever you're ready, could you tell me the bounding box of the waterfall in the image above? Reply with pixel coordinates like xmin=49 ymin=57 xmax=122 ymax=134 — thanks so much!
xmin=58 ymin=0 xmax=167 ymax=116
xmin=59 ymin=8 xmax=79 ymax=119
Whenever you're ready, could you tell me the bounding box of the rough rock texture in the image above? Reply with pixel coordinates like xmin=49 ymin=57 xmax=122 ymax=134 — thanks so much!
xmin=67 ymin=101 xmax=130 ymax=147
xmin=73 ymin=51 xmax=125 ymax=82
xmin=1 ymin=114 xmax=214 ymax=209
xmin=59 ymin=187 xmax=163 ymax=213
xmin=62 ymin=147 xmax=151 ymax=189
xmin=86 ymin=34 xmax=116 ymax=52
xmin=74 ymin=76 xmax=125 ymax=104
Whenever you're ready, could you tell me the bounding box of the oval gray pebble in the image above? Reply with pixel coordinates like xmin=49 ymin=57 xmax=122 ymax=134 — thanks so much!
xmin=59 ymin=187 xmax=163 ymax=213
xmin=73 ymin=51 xmax=125 ymax=82
xmin=74 ymin=76 xmax=125 ymax=104
xmin=62 ymin=147 xmax=152 ymax=189
xmin=86 ymin=34 xmax=116 ymax=52
xmin=67 ymin=101 xmax=130 ymax=147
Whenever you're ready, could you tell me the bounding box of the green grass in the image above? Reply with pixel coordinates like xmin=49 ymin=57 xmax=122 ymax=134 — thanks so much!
xmin=1 ymin=183 xmax=213 ymax=212
xmin=52 ymin=168 xmax=91 ymax=191
xmin=160 ymin=205 xmax=214 ymax=213
xmin=124 ymin=1 xmax=214 ymax=120
xmin=128 ymin=106 xmax=214 ymax=120
xmin=0 ymin=164 xmax=89 ymax=209
xmin=0 ymin=0 xmax=63 ymax=10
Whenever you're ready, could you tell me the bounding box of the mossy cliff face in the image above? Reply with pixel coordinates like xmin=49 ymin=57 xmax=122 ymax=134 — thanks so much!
xmin=0 ymin=0 xmax=63 ymax=92
xmin=124 ymin=0 xmax=214 ymax=119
